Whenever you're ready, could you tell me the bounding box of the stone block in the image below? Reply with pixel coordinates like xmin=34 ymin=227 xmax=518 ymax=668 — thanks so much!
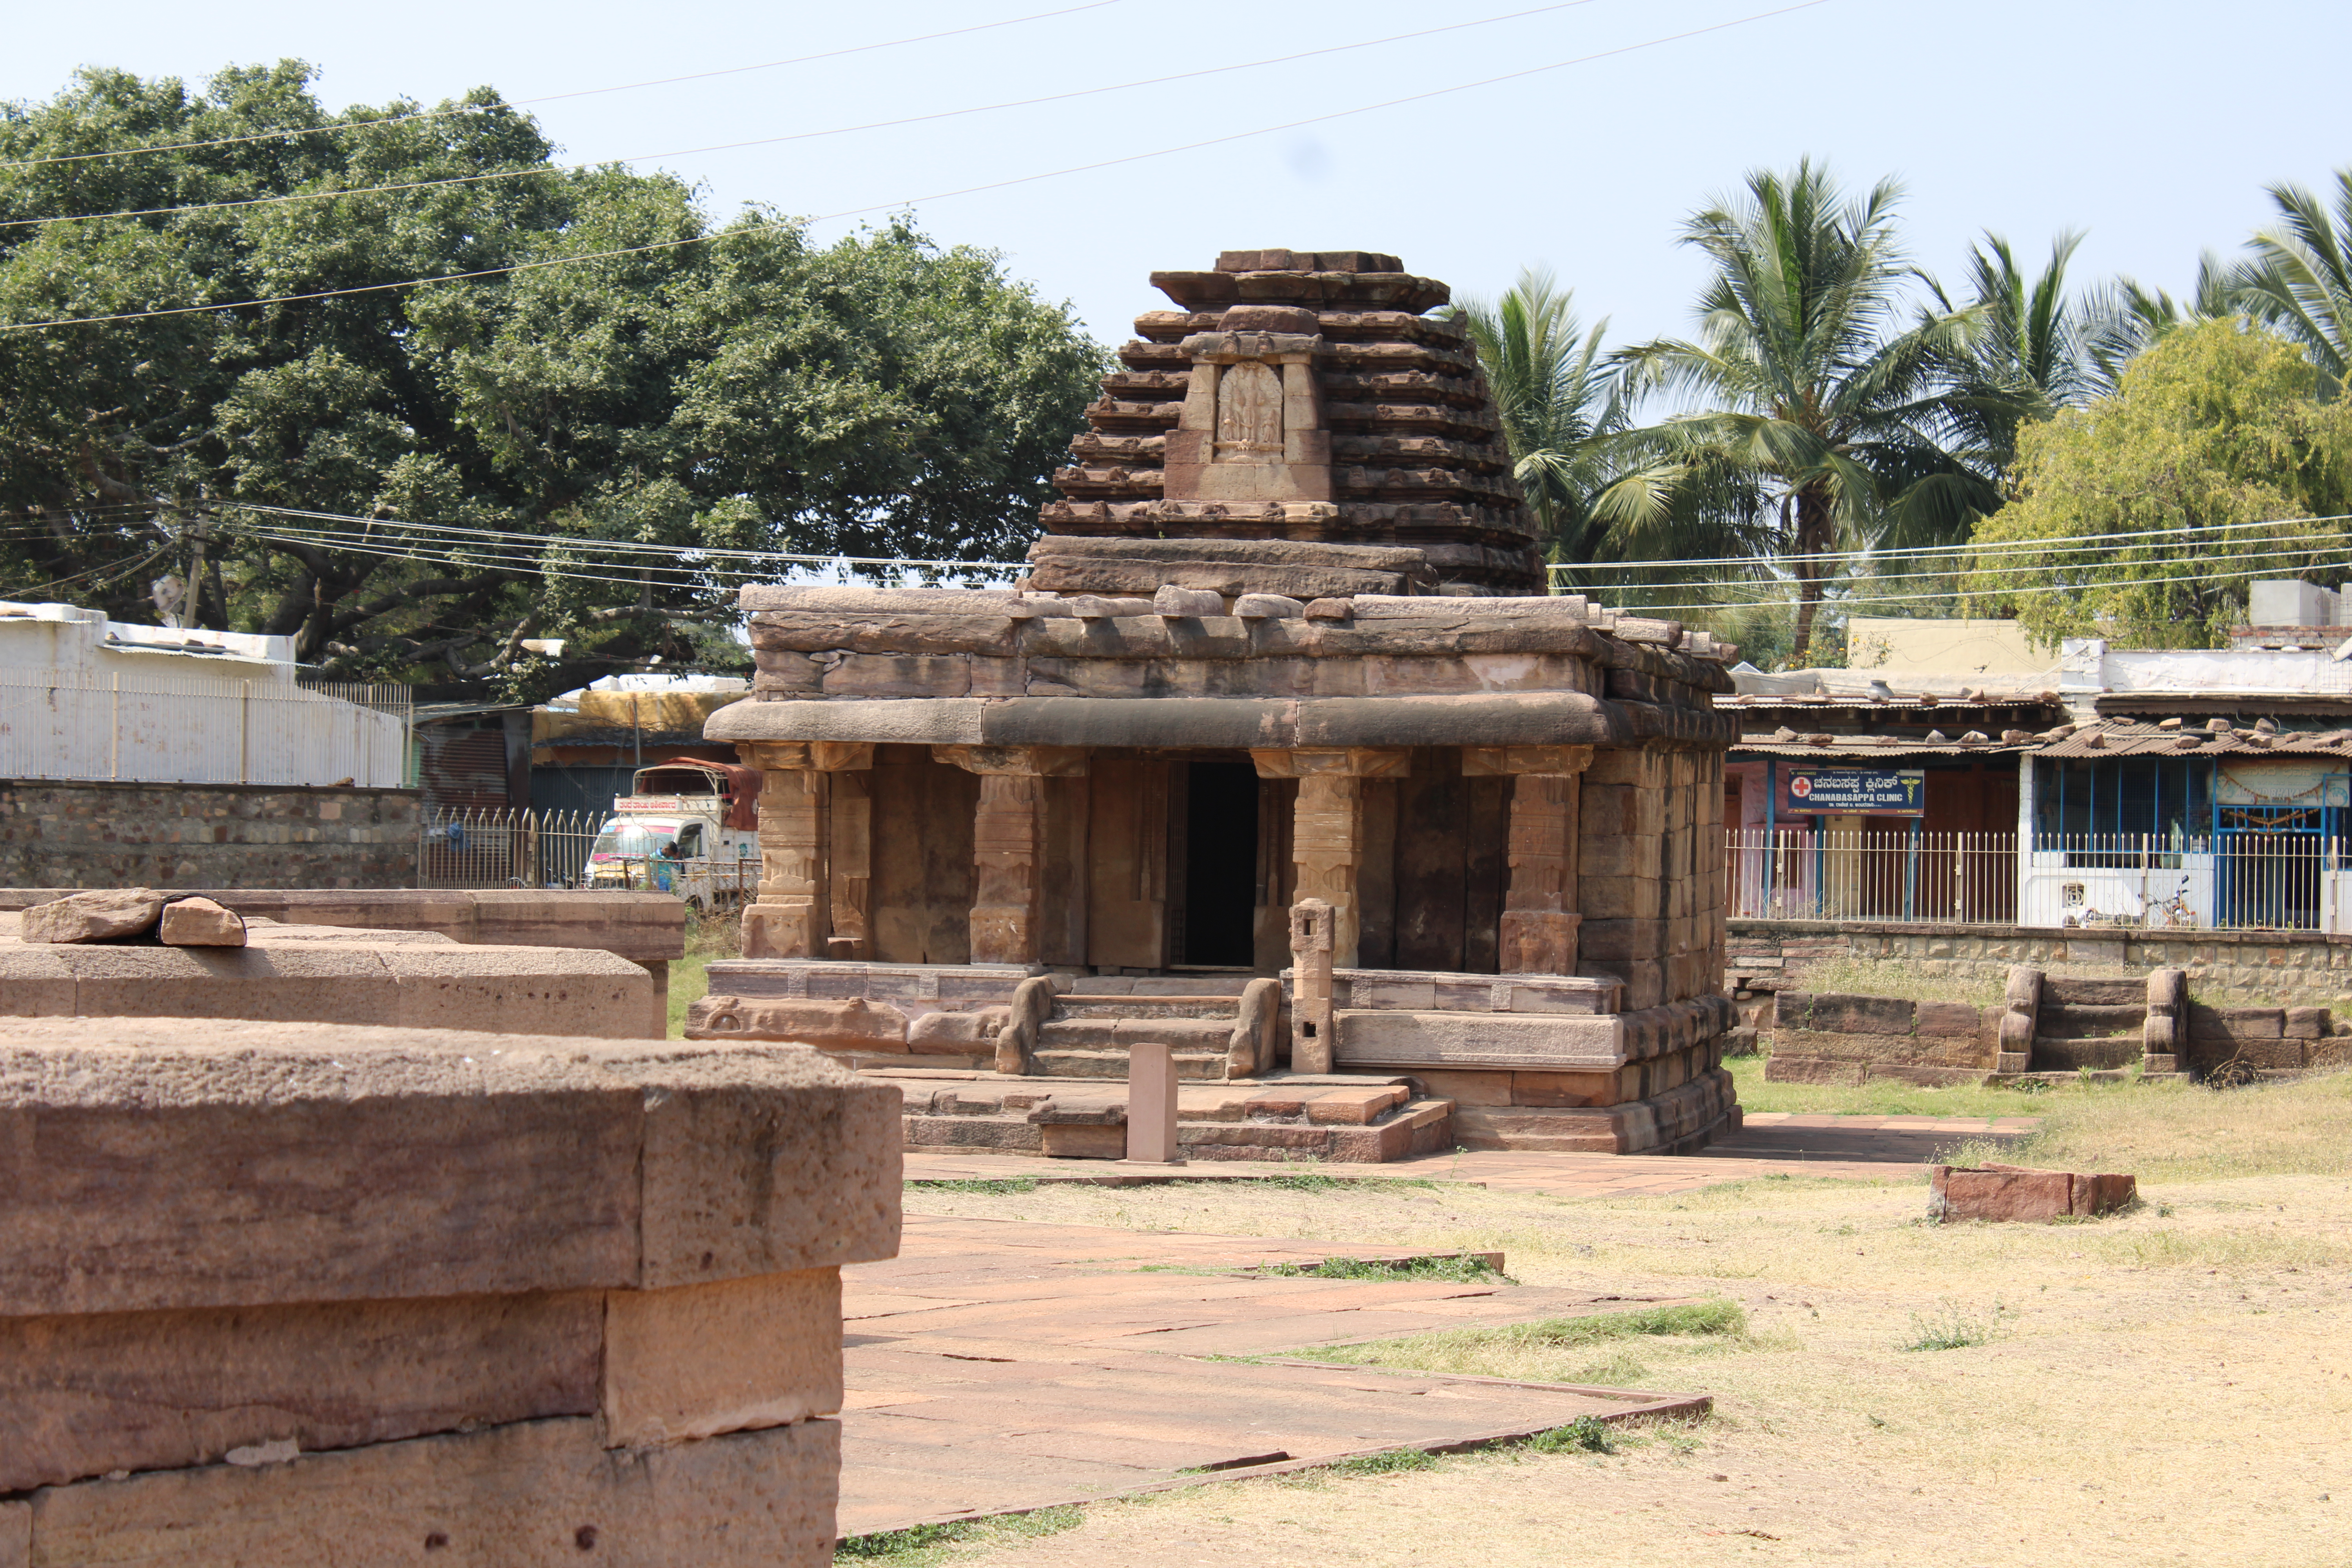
xmin=1803 ymin=993 xmax=1916 ymax=1036
xmin=1761 ymin=1055 xmax=1867 ymax=1087
xmin=0 ymin=1290 xmax=603 ymax=1492
xmin=685 ymin=995 xmax=909 ymax=1051
xmin=905 ymin=1006 xmax=1010 ymax=1054
xmin=0 ymin=1022 xmax=900 ymax=1315
xmin=0 ymin=944 xmax=75 ymax=1015
xmin=1508 ymin=1069 xmax=1621 ymax=1107
xmin=1578 ymin=834 xmax=1660 ymax=879
xmin=1579 ymin=917 xmax=1663 ymax=962
xmin=1152 ymin=585 xmax=1225 ymax=617
xmin=377 ymin=946 xmax=652 ymax=1036
xmin=20 ymin=1412 xmax=838 ymax=1568
xmin=1576 ymin=783 xmax=1664 ymax=840
xmin=1333 ymin=1009 xmax=1622 ymax=1070
xmin=1577 ymin=875 xmax=1661 ymax=920
xmin=1913 ymin=1001 xmax=1979 ymax=1037
xmin=2285 ymin=1006 xmax=2330 ymax=1040
xmin=22 ymin=889 xmax=164 ymax=944
xmin=2189 ymin=1005 xmax=2283 ymax=1040
xmin=601 ymin=1270 xmax=841 ymax=1447
xmin=1930 ymin=1164 xmax=2136 ymax=1223
xmin=158 ymin=897 xmax=247 ymax=948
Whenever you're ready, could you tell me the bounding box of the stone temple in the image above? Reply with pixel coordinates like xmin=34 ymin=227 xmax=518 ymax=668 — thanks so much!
xmin=694 ymin=250 xmax=1742 ymax=1156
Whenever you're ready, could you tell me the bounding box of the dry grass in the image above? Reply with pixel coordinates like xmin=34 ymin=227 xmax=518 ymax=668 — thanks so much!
xmin=884 ymin=1092 xmax=2352 ymax=1568
xmin=666 ymin=908 xmax=740 ymax=1038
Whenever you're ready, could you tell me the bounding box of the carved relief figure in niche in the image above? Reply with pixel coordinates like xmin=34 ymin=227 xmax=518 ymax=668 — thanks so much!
xmin=1214 ymin=361 xmax=1283 ymax=460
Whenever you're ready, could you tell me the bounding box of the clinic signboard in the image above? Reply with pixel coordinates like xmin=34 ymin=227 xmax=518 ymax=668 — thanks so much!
xmin=1777 ymin=766 xmax=1926 ymax=817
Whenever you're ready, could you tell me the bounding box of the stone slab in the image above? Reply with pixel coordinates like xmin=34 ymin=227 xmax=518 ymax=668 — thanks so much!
xmin=0 ymin=890 xmax=688 ymax=963
xmin=20 ymin=1413 xmax=837 ymax=1568
xmin=1929 ymin=1163 xmax=2136 ymax=1223
xmin=0 ymin=1020 xmax=899 ymax=1314
xmin=22 ymin=890 xmax=165 ymax=944
xmin=0 ymin=1290 xmax=603 ymax=1491
xmin=1334 ymin=1009 xmax=1624 ymax=1070
xmin=602 ymin=1269 xmax=842 ymax=1447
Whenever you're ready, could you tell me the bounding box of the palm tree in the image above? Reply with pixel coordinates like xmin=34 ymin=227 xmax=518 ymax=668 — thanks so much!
xmin=1453 ymin=268 xmax=1624 ymax=566
xmin=2082 ymin=252 xmax=2237 ymax=394
xmin=1925 ymin=230 xmax=2104 ymax=471
xmin=1595 ymin=161 xmax=2009 ymax=665
xmin=2237 ymin=168 xmax=2352 ymax=395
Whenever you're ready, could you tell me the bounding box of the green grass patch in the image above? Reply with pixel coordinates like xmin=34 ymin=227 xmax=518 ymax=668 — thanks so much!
xmin=1259 ymin=1252 xmax=1505 ymax=1283
xmin=1898 ymin=1300 xmax=2012 ymax=1351
xmin=1306 ymin=1298 xmax=1749 ymax=1386
xmin=1727 ymin=1053 xmax=2074 ymax=1119
xmin=834 ymin=1505 xmax=1082 ymax=1564
xmin=906 ymin=1177 xmax=1042 ymax=1196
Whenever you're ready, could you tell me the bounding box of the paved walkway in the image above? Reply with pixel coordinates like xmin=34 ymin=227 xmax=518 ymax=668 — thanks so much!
xmin=901 ymin=1112 xmax=2038 ymax=1197
xmin=838 ymin=1215 xmax=1708 ymax=1538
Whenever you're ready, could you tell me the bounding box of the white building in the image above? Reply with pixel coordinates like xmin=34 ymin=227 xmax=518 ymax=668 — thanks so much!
xmin=0 ymin=602 xmax=408 ymax=788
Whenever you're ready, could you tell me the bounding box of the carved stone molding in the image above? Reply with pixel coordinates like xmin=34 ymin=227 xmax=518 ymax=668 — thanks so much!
xmin=931 ymin=744 xmax=1089 ymax=777
xmin=1248 ymin=747 xmax=1412 ymax=780
xmin=1462 ymin=744 xmax=1595 ymax=777
xmin=744 ymin=740 xmax=874 ymax=773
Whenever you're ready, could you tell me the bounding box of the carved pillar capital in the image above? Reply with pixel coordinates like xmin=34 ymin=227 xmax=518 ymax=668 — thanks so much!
xmin=1248 ymin=747 xmax=1411 ymax=780
xmin=932 ymin=745 xmax=1089 ymax=777
xmin=1462 ymin=745 xmax=1594 ymax=777
xmin=745 ymin=740 xmax=873 ymax=773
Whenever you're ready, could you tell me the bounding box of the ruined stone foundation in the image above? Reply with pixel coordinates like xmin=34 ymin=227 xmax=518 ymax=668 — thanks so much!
xmin=691 ymin=250 xmax=1741 ymax=1157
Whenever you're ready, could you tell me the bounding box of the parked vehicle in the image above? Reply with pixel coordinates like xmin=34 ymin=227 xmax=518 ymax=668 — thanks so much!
xmin=587 ymin=758 xmax=762 ymax=912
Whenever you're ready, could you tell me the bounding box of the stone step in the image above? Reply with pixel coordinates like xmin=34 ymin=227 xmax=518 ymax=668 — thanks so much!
xmin=1038 ymin=1017 xmax=1238 ymax=1052
xmin=2035 ymin=1003 xmax=2146 ymax=1038
xmin=1053 ymin=994 xmax=1243 ymax=1021
xmin=2041 ymin=977 xmax=2144 ymax=1007
xmin=897 ymin=1081 xmax=1454 ymax=1163
xmin=1071 ymin=975 xmax=1258 ymax=996
xmin=1032 ymin=1048 xmax=1233 ymax=1081
xmin=2030 ymin=1036 xmax=2143 ymax=1071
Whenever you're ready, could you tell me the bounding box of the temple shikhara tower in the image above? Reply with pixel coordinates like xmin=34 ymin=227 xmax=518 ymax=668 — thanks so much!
xmin=695 ymin=251 xmax=1743 ymax=1156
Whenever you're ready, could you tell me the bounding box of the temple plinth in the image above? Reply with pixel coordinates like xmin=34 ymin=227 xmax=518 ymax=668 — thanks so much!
xmin=694 ymin=252 xmax=1743 ymax=1158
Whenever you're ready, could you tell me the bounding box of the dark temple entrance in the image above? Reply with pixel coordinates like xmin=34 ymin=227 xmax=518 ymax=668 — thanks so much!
xmin=1178 ymin=760 xmax=1260 ymax=966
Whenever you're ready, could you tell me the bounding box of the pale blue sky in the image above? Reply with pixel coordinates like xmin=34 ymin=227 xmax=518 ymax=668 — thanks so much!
xmin=9 ymin=0 xmax=2347 ymax=350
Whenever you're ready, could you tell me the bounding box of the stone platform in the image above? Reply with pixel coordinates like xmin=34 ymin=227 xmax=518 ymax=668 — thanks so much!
xmin=0 ymin=1016 xmax=898 ymax=1566
xmin=871 ymin=1067 xmax=1454 ymax=1162
xmin=0 ymin=912 xmax=655 ymax=1037
xmin=838 ymin=1212 xmax=1710 ymax=1539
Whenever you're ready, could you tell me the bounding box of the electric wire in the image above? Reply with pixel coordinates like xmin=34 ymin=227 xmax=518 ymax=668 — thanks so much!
xmin=0 ymin=0 xmax=1833 ymax=334
xmin=0 ymin=0 xmax=1127 ymax=172
xmin=7 ymin=0 xmax=1614 ymax=231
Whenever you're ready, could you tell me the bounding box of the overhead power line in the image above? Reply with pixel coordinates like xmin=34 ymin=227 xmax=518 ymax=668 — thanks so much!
xmin=1548 ymin=514 xmax=2352 ymax=574
xmin=0 ymin=0 xmax=1833 ymax=334
xmin=8 ymin=0 xmax=1611 ymax=232
xmin=0 ymin=0 xmax=1127 ymax=172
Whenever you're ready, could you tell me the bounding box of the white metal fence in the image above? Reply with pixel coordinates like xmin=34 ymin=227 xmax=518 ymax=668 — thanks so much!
xmin=417 ymin=807 xmax=759 ymax=910
xmin=0 ymin=668 xmax=410 ymax=787
xmin=1728 ymin=828 xmax=2019 ymax=926
xmin=2020 ymin=832 xmax=2352 ymax=933
xmin=1730 ymin=826 xmax=2352 ymax=932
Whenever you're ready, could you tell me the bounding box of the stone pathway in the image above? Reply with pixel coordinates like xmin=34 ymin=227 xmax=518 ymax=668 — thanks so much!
xmin=837 ymin=1215 xmax=1708 ymax=1539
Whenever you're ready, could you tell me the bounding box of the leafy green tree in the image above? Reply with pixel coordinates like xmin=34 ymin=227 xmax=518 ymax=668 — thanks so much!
xmin=1963 ymin=320 xmax=2352 ymax=647
xmin=1925 ymin=231 xmax=2106 ymax=470
xmin=1594 ymin=162 xmax=2009 ymax=664
xmin=2081 ymin=252 xmax=2238 ymax=394
xmin=2237 ymin=168 xmax=2352 ymax=396
xmin=1453 ymin=267 xmax=1624 ymax=568
xmin=0 ymin=63 xmax=1103 ymax=699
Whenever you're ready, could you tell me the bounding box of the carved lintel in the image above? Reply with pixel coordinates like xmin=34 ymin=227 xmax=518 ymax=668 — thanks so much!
xmin=1462 ymin=745 xmax=1595 ymax=777
xmin=1249 ymin=747 xmax=1411 ymax=780
xmin=932 ymin=744 xmax=1089 ymax=777
xmin=746 ymin=740 xmax=874 ymax=773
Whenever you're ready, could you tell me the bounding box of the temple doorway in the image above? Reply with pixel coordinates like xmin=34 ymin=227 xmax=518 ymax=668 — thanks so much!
xmin=1176 ymin=760 xmax=1259 ymax=967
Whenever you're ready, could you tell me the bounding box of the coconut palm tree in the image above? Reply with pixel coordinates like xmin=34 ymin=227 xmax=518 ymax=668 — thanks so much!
xmin=1453 ymin=267 xmax=1624 ymax=566
xmin=1925 ymin=230 xmax=2104 ymax=471
xmin=2237 ymin=168 xmax=2352 ymax=395
xmin=2082 ymin=252 xmax=2238 ymax=395
xmin=1595 ymin=161 xmax=2008 ymax=665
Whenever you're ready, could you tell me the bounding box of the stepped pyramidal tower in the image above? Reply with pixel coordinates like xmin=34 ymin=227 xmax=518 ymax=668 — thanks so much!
xmin=699 ymin=251 xmax=1745 ymax=1159
xmin=1027 ymin=249 xmax=1542 ymax=599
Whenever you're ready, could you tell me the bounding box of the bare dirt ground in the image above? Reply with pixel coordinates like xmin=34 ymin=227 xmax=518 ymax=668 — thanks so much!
xmin=861 ymin=1076 xmax=2352 ymax=1567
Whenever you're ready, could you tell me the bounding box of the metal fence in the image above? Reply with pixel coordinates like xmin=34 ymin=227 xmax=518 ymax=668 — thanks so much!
xmin=0 ymin=668 xmax=410 ymax=787
xmin=2020 ymin=832 xmax=2352 ymax=933
xmin=416 ymin=807 xmax=759 ymax=909
xmin=1728 ymin=828 xmax=2019 ymax=925
xmin=1729 ymin=826 xmax=2352 ymax=933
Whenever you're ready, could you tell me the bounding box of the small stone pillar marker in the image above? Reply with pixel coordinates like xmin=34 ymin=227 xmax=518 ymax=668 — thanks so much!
xmin=1122 ymin=1040 xmax=1184 ymax=1165
xmin=1289 ymin=897 xmax=1336 ymax=1073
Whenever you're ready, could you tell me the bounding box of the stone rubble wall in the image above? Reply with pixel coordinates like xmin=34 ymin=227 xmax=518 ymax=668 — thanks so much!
xmin=1730 ymin=916 xmax=2352 ymax=1006
xmin=0 ymin=780 xmax=419 ymax=889
xmin=0 ymin=1020 xmax=899 ymax=1566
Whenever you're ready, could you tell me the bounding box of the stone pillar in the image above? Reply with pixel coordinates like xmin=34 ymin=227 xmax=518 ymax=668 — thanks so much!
xmin=1251 ymin=748 xmax=1408 ymax=970
xmin=1466 ymin=745 xmax=1594 ymax=976
xmin=827 ymin=768 xmax=873 ymax=961
xmin=739 ymin=742 xmax=871 ymax=961
xmin=1289 ymin=897 xmax=1336 ymax=1073
xmin=935 ymin=746 xmax=1088 ymax=967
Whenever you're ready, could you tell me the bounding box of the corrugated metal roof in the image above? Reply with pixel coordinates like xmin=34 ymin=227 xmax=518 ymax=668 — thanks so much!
xmin=1720 ymin=691 xmax=2059 ymax=710
xmin=1736 ymin=735 xmax=2033 ymax=758
xmin=2036 ymin=719 xmax=2352 ymax=759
